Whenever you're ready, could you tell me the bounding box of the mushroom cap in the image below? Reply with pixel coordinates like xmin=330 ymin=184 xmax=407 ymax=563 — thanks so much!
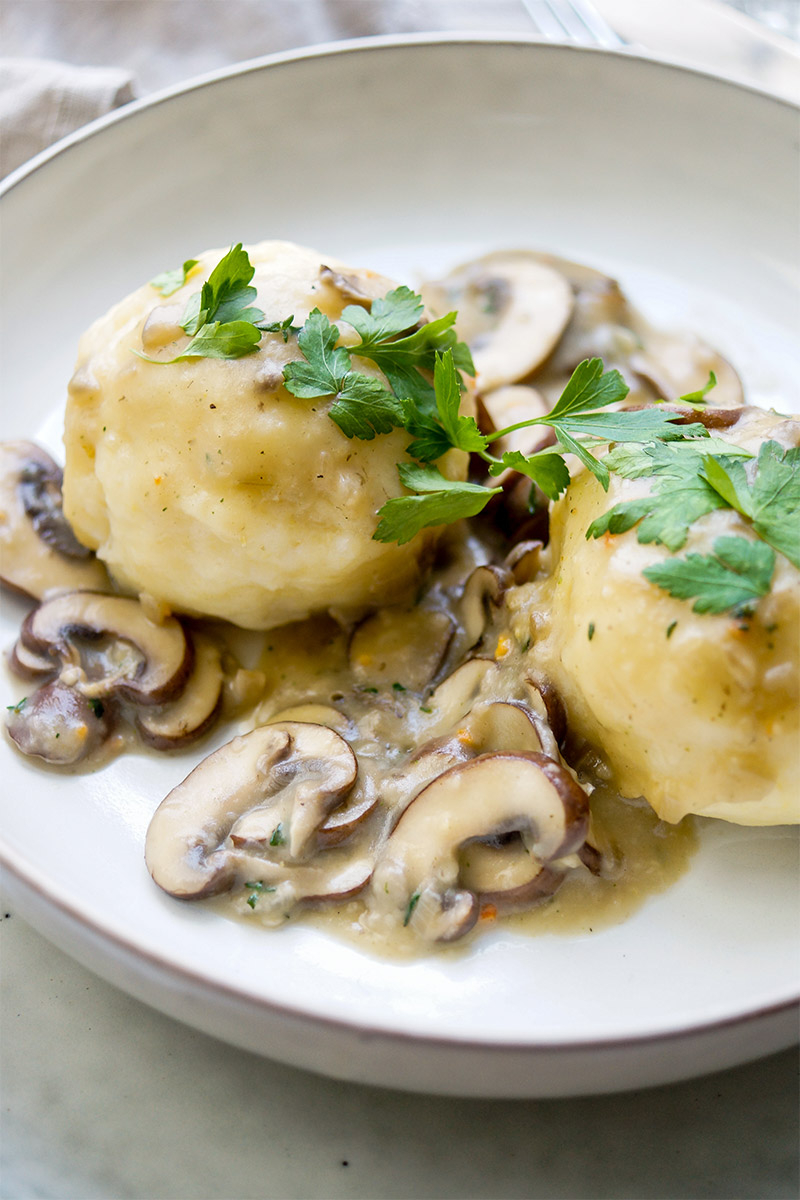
xmin=145 ymin=721 xmax=359 ymax=899
xmin=422 ymin=252 xmax=575 ymax=392
xmin=21 ymin=591 xmax=192 ymax=705
xmin=349 ymin=605 xmax=454 ymax=692
xmin=373 ymin=750 xmax=589 ymax=940
xmin=5 ymin=681 xmax=110 ymax=764
xmin=136 ymin=633 xmax=223 ymax=749
xmin=0 ymin=442 xmax=109 ymax=600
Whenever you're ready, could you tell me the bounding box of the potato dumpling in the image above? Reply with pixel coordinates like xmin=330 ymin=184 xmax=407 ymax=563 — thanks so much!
xmin=524 ymin=410 xmax=800 ymax=826
xmin=63 ymin=241 xmax=466 ymax=629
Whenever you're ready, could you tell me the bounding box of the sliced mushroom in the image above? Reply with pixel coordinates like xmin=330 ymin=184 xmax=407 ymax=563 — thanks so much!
xmin=21 ymin=592 xmax=191 ymax=705
xmin=265 ymin=703 xmax=351 ymax=735
xmin=136 ymin=634 xmax=223 ymax=749
xmin=460 ymin=839 xmax=564 ymax=914
xmin=454 ymin=700 xmax=552 ymax=758
xmin=452 ymin=565 xmax=512 ymax=655
xmin=523 ymin=678 xmax=566 ymax=755
xmin=8 ymin=638 xmax=58 ymax=682
xmin=145 ymin=721 xmax=358 ymax=899
xmin=422 ymin=252 xmax=574 ymax=392
xmin=237 ymin=858 xmax=374 ymax=920
xmin=0 ymin=442 xmax=110 ymax=599
xmin=528 ymin=257 xmax=635 ymax=387
xmin=421 ymin=657 xmax=497 ymax=737
xmin=349 ymin=606 xmax=454 ymax=691
xmin=320 ymin=265 xmax=375 ymax=308
xmin=372 ymin=751 xmax=589 ymax=940
xmin=503 ymin=539 xmax=544 ymax=584
xmin=629 ymin=332 xmax=744 ymax=408
xmin=5 ymin=681 xmax=110 ymax=764
xmin=140 ymin=304 xmax=185 ymax=352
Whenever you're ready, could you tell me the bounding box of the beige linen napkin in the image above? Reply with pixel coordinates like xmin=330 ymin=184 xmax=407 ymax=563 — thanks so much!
xmin=0 ymin=57 xmax=136 ymax=177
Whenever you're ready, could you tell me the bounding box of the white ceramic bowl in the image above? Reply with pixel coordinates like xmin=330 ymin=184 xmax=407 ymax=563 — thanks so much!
xmin=1 ymin=36 xmax=798 ymax=1097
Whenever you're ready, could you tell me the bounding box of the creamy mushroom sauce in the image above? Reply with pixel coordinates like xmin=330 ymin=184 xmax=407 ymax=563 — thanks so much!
xmin=204 ymin=539 xmax=697 ymax=955
xmin=9 ymin=244 xmax=795 ymax=955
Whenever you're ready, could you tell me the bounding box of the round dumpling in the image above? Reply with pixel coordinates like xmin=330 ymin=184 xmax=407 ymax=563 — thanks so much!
xmin=524 ymin=409 xmax=800 ymax=826
xmin=63 ymin=241 xmax=465 ymax=630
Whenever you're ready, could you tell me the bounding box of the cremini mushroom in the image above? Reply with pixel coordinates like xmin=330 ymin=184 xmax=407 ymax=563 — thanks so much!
xmin=421 ymin=252 xmax=575 ymax=392
xmin=420 ymin=657 xmax=497 ymax=738
xmin=372 ymin=751 xmax=589 ymax=941
xmin=452 ymin=565 xmax=511 ymax=656
xmin=20 ymin=592 xmax=191 ymax=705
xmin=503 ymin=539 xmax=544 ymax=584
xmin=8 ymin=638 xmax=58 ymax=682
xmin=145 ymin=721 xmax=359 ymax=899
xmin=136 ymin=634 xmax=223 ymax=749
xmin=0 ymin=442 xmax=110 ymax=599
xmin=320 ymin=265 xmax=375 ymax=307
xmin=349 ymin=606 xmax=454 ymax=691
xmin=629 ymin=332 xmax=744 ymax=408
xmin=266 ymin=703 xmax=352 ymax=734
xmin=5 ymin=681 xmax=110 ymax=764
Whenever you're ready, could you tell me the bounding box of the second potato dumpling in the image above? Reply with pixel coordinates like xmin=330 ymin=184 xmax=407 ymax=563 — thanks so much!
xmin=63 ymin=241 xmax=467 ymax=630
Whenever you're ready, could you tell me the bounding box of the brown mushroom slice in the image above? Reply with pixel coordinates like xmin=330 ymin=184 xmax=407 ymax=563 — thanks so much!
xmin=421 ymin=657 xmax=497 ymax=737
xmin=136 ymin=634 xmax=223 ymax=749
xmin=453 ymin=565 xmax=512 ymax=656
xmin=373 ymin=751 xmax=589 ymax=941
xmin=145 ymin=722 xmax=358 ymax=899
xmin=140 ymin=304 xmax=185 ymax=352
xmin=504 ymin=539 xmax=544 ymax=584
xmin=5 ymin=681 xmax=110 ymax=764
xmin=317 ymin=776 xmax=380 ymax=848
xmin=480 ymin=385 xmax=549 ymax=456
xmin=21 ymin=592 xmax=191 ymax=705
xmin=460 ymin=839 xmax=564 ymax=914
xmin=0 ymin=442 xmax=110 ymax=599
xmin=8 ymin=638 xmax=58 ymax=682
xmin=319 ymin=265 xmax=375 ymax=308
xmin=266 ymin=703 xmax=351 ymax=735
xmin=532 ymin=260 xmax=635 ymax=385
xmin=349 ymin=606 xmax=454 ymax=691
xmin=456 ymin=700 xmax=551 ymax=758
xmin=520 ymin=681 xmax=562 ymax=759
xmin=629 ymin=333 xmax=744 ymax=408
xmin=422 ymin=253 xmax=574 ymax=392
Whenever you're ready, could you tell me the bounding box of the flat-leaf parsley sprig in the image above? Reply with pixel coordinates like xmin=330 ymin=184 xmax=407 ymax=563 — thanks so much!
xmin=371 ymin=354 xmax=710 ymax=545
xmin=141 ymin=244 xmax=272 ymax=362
xmin=586 ymin=433 xmax=799 ymax=615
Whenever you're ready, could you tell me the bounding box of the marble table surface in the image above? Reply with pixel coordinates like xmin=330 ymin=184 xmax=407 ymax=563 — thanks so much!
xmin=1 ymin=3 xmax=798 ymax=1197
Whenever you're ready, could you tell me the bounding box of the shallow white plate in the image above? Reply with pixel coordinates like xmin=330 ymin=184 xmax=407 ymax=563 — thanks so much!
xmin=1 ymin=36 xmax=798 ymax=1098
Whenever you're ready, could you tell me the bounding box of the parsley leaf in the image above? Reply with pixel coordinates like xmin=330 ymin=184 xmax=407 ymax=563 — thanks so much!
xmin=259 ymin=315 xmax=301 ymax=342
xmin=167 ymin=320 xmax=264 ymax=361
xmin=587 ymin=443 xmax=730 ymax=550
xmin=700 ymin=441 xmax=800 ymax=569
xmin=431 ymin=352 xmax=487 ymax=455
xmin=140 ymin=245 xmax=268 ymax=362
xmin=679 ymin=370 xmax=717 ymax=405
xmin=373 ymin=464 xmax=501 ymax=545
xmin=642 ymin=536 xmax=775 ymax=615
xmin=150 ymin=258 xmax=199 ymax=297
xmin=283 ymin=310 xmax=404 ymax=439
xmin=182 ymin=243 xmax=265 ymax=334
xmin=342 ymin=286 xmax=424 ymax=343
xmin=489 ymin=448 xmax=571 ymax=501
xmin=546 ymin=357 xmax=631 ymax=420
